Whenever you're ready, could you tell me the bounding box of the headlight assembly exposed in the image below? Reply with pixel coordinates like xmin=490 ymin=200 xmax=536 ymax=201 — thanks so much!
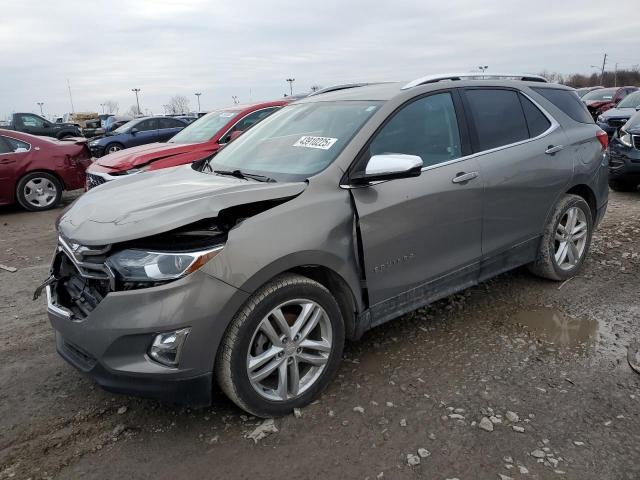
xmin=106 ymin=246 xmax=223 ymax=282
xmin=618 ymin=129 xmax=633 ymax=148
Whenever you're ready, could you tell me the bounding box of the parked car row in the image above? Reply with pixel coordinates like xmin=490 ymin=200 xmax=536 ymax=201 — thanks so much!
xmin=608 ymin=109 xmax=640 ymax=191
xmin=38 ymin=73 xmax=611 ymax=417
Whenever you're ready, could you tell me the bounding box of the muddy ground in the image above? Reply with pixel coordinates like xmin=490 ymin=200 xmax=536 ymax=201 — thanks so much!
xmin=1 ymin=190 xmax=639 ymax=480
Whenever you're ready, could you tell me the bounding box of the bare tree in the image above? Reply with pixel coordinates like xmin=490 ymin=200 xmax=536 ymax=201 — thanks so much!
xmin=164 ymin=95 xmax=190 ymax=115
xmin=126 ymin=105 xmax=140 ymax=117
xmin=310 ymin=85 xmax=323 ymax=93
xmin=103 ymin=100 xmax=119 ymax=114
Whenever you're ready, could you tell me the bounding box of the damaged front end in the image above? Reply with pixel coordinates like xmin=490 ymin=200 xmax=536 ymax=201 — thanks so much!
xmin=44 ymin=219 xmax=228 ymax=320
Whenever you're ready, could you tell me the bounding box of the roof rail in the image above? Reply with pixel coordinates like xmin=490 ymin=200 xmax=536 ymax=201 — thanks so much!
xmin=401 ymin=73 xmax=548 ymax=90
xmin=307 ymin=83 xmax=379 ymax=97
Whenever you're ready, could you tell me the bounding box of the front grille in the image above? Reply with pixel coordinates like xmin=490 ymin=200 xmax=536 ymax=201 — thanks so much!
xmin=86 ymin=173 xmax=107 ymax=190
xmin=51 ymin=238 xmax=112 ymax=320
xmin=633 ymin=135 xmax=640 ymax=150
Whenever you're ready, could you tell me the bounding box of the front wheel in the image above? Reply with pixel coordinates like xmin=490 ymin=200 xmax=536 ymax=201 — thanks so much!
xmin=528 ymin=194 xmax=593 ymax=281
xmin=16 ymin=172 xmax=62 ymax=211
xmin=104 ymin=143 xmax=124 ymax=155
xmin=216 ymin=274 xmax=345 ymax=417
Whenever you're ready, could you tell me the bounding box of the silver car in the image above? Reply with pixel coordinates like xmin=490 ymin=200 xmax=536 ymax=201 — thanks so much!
xmin=42 ymin=73 xmax=609 ymax=417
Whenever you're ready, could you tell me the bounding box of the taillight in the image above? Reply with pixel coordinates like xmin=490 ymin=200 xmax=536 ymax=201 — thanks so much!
xmin=596 ymin=129 xmax=608 ymax=150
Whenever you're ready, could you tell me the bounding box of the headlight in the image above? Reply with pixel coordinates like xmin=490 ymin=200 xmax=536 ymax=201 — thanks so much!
xmin=106 ymin=246 xmax=223 ymax=282
xmin=619 ymin=129 xmax=633 ymax=148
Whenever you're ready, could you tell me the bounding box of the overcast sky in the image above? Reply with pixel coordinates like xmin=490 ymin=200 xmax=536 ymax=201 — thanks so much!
xmin=1 ymin=0 xmax=639 ymax=119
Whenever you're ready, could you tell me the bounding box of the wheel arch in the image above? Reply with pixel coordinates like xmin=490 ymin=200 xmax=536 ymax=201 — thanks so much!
xmin=566 ymin=183 xmax=597 ymax=222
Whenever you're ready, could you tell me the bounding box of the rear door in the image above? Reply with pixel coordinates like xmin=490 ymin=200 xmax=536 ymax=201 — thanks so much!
xmin=350 ymin=90 xmax=483 ymax=309
xmin=129 ymin=118 xmax=158 ymax=146
xmin=460 ymin=87 xmax=573 ymax=268
xmin=157 ymin=118 xmax=186 ymax=142
xmin=0 ymin=136 xmax=29 ymax=204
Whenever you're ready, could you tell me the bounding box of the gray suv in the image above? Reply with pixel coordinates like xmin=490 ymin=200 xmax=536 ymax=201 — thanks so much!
xmin=41 ymin=73 xmax=609 ymax=417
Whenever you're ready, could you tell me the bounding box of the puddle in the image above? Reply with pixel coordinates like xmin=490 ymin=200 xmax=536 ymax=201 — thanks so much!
xmin=512 ymin=308 xmax=598 ymax=349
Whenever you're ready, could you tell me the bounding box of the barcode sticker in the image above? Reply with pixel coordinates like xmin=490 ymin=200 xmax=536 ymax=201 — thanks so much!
xmin=293 ymin=136 xmax=338 ymax=150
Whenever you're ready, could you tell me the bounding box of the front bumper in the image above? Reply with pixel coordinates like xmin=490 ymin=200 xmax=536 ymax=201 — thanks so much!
xmin=47 ymin=269 xmax=250 ymax=406
xmin=609 ymin=139 xmax=640 ymax=180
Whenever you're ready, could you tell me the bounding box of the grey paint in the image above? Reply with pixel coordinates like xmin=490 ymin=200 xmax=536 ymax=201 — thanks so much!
xmin=46 ymin=78 xmax=608 ymax=404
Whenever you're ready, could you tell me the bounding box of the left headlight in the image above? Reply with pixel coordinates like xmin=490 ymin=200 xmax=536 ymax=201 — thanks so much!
xmin=106 ymin=246 xmax=223 ymax=282
xmin=618 ymin=128 xmax=633 ymax=148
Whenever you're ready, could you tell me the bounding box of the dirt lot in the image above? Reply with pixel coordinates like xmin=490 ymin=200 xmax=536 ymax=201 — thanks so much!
xmin=1 ymin=190 xmax=639 ymax=480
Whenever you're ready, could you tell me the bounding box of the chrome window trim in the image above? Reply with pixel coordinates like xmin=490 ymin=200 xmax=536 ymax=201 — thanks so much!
xmin=340 ymin=89 xmax=559 ymax=188
xmin=217 ymin=107 xmax=278 ymax=145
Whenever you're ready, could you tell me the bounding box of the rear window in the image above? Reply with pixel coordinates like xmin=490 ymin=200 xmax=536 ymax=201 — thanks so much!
xmin=464 ymin=89 xmax=529 ymax=151
xmin=533 ymin=88 xmax=593 ymax=123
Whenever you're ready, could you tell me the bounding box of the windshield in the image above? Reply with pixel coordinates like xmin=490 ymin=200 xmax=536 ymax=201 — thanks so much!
xmin=206 ymin=101 xmax=381 ymax=182
xmin=582 ymin=88 xmax=617 ymax=102
xmin=169 ymin=110 xmax=240 ymax=144
xmin=616 ymin=91 xmax=640 ymax=109
xmin=113 ymin=119 xmax=137 ymax=134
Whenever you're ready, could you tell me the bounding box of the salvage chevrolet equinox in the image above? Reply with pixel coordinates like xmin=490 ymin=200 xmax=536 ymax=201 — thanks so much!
xmin=41 ymin=74 xmax=609 ymax=417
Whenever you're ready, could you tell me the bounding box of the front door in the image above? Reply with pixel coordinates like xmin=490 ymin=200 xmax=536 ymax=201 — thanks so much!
xmin=129 ymin=118 xmax=159 ymax=147
xmin=350 ymin=91 xmax=483 ymax=311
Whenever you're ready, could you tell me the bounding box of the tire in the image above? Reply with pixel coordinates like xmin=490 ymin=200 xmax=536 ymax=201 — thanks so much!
xmin=608 ymin=179 xmax=638 ymax=192
xmin=16 ymin=172 xmax=63 ymax=211
xmin=528 ymin=194 xmax=593 ymax=281
xmin=58 ymin=133 xmax=75 ymax=140
xmin=216 ymin=273 xmax=345 ymax=417
xmin=104 ymin=143 xmax=124 ymax=155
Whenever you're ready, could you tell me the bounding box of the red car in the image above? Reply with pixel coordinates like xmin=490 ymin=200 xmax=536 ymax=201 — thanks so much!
xmin=86 ymin=100 xmax=288 ymax=189
xmin=0 ymin=130 xmax=91 ymax=211
xmin=582 ymin=86 xmax=639 ymax=119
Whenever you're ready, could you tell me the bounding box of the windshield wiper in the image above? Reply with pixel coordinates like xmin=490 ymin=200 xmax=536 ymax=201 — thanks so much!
xmin=213 ymin=169 xmax=275 ymax=183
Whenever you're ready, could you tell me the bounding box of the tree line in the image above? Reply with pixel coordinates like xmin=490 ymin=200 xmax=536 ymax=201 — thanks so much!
xmin=539 ymin=67 xmax=640 ymax=88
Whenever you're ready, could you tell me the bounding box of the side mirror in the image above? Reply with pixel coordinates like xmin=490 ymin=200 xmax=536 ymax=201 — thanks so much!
xmin=130 ymin=128 xmax=139 ymax=135
xmin=351 ymin=154 xmax=423 ymax=185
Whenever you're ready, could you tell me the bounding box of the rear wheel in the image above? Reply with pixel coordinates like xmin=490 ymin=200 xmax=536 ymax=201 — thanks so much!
xmin=528 ymin=194 xmax=593 ymax=281
xmin=608 ymin=179 xmax=638 ymax=192
xmin=16 ymin=172 xmax=62 ymax=211
xmin=216 ymin=274 xmax=345 ymax=417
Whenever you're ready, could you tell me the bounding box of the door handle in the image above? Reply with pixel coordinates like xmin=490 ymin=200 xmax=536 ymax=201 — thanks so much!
xmin=0 ymin=159 xmax=16 ymax=165
xmin=452 ymin=171 xmax=479 ymax=184
xmin=545 ymin=145 xmax=564 ymax=155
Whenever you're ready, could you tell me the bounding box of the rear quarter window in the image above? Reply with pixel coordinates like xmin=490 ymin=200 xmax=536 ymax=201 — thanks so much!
xmin=531 ymin=87 xmax=593 ymax=124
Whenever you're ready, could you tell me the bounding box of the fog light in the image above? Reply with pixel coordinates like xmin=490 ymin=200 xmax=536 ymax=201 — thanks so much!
xmin=149 ymin=328 xmax=190 ymax=367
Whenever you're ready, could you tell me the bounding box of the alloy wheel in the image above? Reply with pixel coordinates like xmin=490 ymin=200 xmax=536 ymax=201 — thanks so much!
xmin=107 ymin=145 xmax=122 ymax=153
xmin=246 ymin=299 xmax=333 ymax=401
xmin=23 ymin=177 xmax=58 ymax=208
xmin=554 ymin=206 xmax=588 ymax=271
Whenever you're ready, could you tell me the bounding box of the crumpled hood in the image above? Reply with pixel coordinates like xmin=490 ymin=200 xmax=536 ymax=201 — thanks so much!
xmin=598 ymin=107 xmax=636 ymax=120
xmin=96 ymin=142 xmax=213 ymax=171
xmin=58 ymin=165 xmax=306 ymax=245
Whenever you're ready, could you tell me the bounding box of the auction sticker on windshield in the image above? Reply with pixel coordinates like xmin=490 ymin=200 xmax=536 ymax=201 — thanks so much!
xmin=293 ymin=136 xmax=338 ymax=150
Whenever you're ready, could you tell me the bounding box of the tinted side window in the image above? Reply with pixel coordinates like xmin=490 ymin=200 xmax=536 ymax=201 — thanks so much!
xmin=519 ymin=94 xmax=551 ymax=138
xmin=531 ymin=87 xmax=592 ymax=123
xmin=159 ymin=118 xmax=185 ymax=129
xmin=5 ymin=137 xmax=30 ymax=151
xmin=465 ymin=89 xmax=528 ymax=151
xmin=136 ymin=119 xmax=157 ymax=131
xmin=0 ymin=137 xmax=12 ymax=154
xmin=20 ymin=114 xmax=45 ymax=128
xmin=369 ymin=92 xmax=462 ymax=168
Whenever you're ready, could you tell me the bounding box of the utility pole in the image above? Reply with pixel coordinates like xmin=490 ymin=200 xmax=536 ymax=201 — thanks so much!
xmin=67 ymin=79 xmax=75 ymax=113
xmin=231 ymin=95 xmax=239 ymax=105
xmin=100 ymin=103 xmax=105 ymax=114
xmin=131 ymin=88 xmax=141 ymax=116
xmin=285 ymin=78 xmax=295 ymax=96
xmin=37 ymin=102 xmax=44 ymax=115
xmin=614 ymin=63 xmax=618 ymax=87
xmin=478 ymin=65 xmax=488 ymax=73
xmin=600 ymin=53 xmax=607 ymax=85
xmin=194 ymin=92 xmax=201 ymax=112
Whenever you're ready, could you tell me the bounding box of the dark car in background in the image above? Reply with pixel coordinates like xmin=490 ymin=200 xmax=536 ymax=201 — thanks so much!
xmin=575 ymin=86 xmax=603 ymax=98
xmin=4 ymin=113 xmax=82 ymax=139
xmin=87 ymin=116 xmax=188 ymax=157
xmin=85 ymin=100 xmax=287 ymax=188
xmin=608 ymin=111 xmax=640 ymax=191
xmin=0 ymin=130 xmax=91 ymax=210
xmin=596 ymin=91 xmax=640 ymax=137
xmin=582 ymin=86 xmax=639 ymax=119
